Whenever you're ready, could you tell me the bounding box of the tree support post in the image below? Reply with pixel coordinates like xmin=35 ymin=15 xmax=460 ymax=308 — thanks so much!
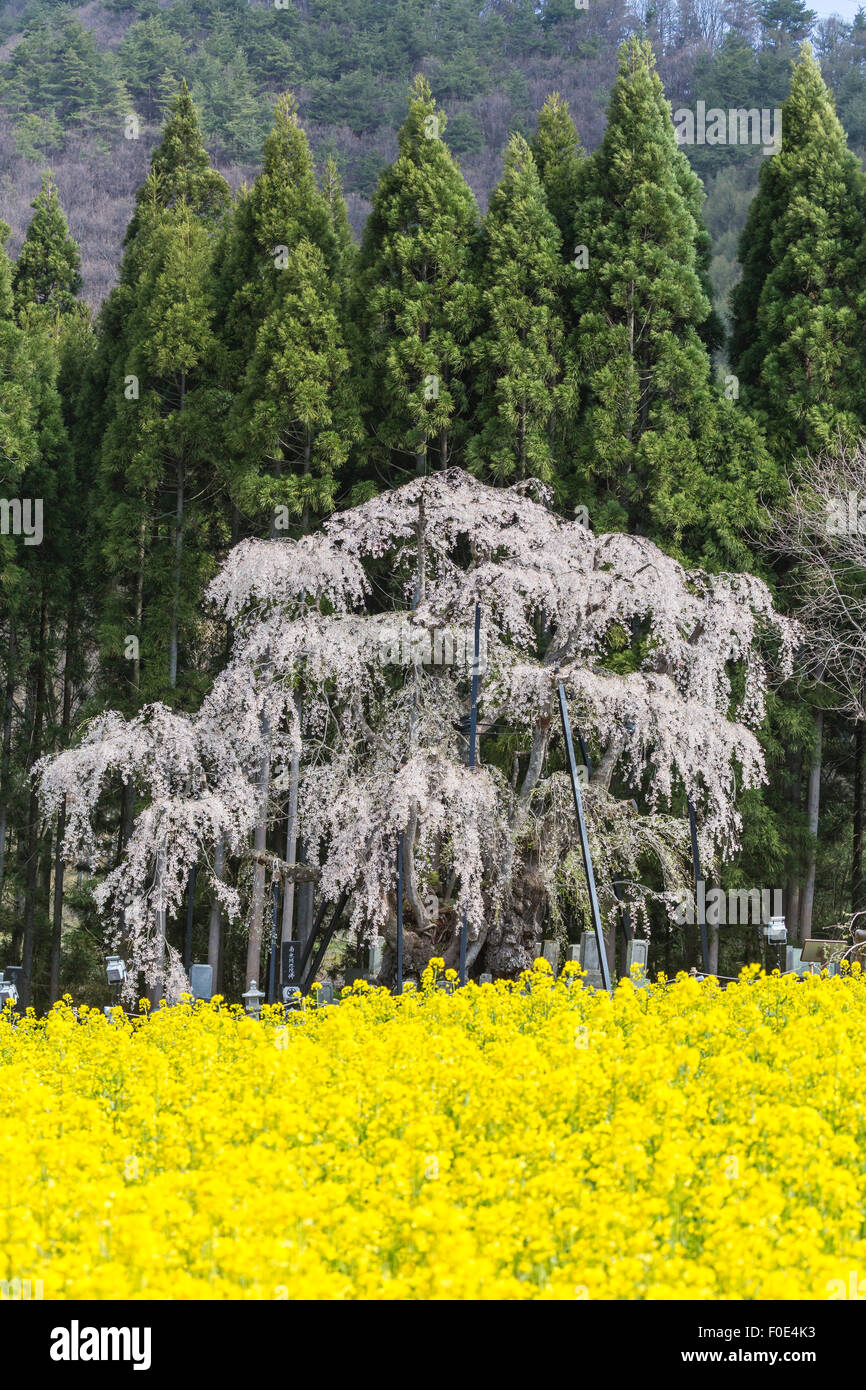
xmin=557 ymin=682 xmax=611 ymax=994
xmin=459 ymin=602 xmax=482 ymax=985
xmin=268 ymin=880 xmax=279 ymax=1004
xmin=688 ymin=801 xmax=711 ymax=975
xmin=396 ymin=831 xmax=404 ymax=995
xmin=184 ymin=864 xmax=196 ymax=974
xmin=574 ymin=722 xmax=630 ymax=972
xmin=300 ymin=889 xmax=351 ymax=993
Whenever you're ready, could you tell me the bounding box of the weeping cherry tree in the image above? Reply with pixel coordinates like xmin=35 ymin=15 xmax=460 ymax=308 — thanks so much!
xmin=38 ymin=470 xmax=797 ymax=997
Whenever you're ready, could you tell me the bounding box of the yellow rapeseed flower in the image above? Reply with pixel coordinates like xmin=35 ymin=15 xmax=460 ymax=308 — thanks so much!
xmin=1 ymin=967 xmax=864 ymax=1299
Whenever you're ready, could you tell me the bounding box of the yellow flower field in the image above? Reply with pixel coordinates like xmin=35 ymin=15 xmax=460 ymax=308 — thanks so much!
xmin=2 ymin=960 xmax=865 ymax=1300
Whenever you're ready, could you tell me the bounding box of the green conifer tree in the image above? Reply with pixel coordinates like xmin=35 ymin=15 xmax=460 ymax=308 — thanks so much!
xmin=730 ymin=45 xmax=866 ymax=969
xmin=572 ymin=38 xmax=777 ymax=564
xmin=322 ymin=154 xmax=357 ymax=290
xmin=216 ymin=93 xmax=338 ymax=369
xmin=140 ymin=79 xmax=231 ymax=229
xmin=0 ymin=228 xmax=38 ymax=896
xmin=3 ymin=225 xmax=75 ymax=1005
xmin=529 ymin=92 xmax=584 ymax=252
xmin=352 ymin=74 xmax=478 ymax=479
xmin=215 ymin=94 xmax=356 ymax=534
xmin=0 ymin=227 xmax=35 ymax=545
xmin=467 ymin=134 xmax=567 ymax=487
xmin=93 ymin=86 xmax=231 ymax=718
xmin=97 ymin=200 xmax=223 ymax=708
xmin=12 ymin=173 xmax=82 ymax=326
xmin=234 ymin=238 xmax=359 ymax=531
xmin=730 ymin=44 xmax=866 ymax=460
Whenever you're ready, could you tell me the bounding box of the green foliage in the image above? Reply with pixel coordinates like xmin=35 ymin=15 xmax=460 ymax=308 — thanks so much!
xmin=730 ymin=45 xmax=866 ymax=462
xmin=307 ymin=69 xmax=389 ymax=134
xmin=191 ymin=50 xmax=272 ymax=161
xmin=214 ymin=93 xmax=357 ymax=531
xmin=233 ymin=238 xmax=359 ymax=527
xmin=93 ymin=85 xmax=231 ymax=712
xmin=348 ymin=151 xmax=388 ymax=199
xmin=445 ymin=111 xmax=485 ymax=157
xmin=571 ymin=38 xmax=780 ymax=567
xmin=701 ymin=163 xmax=759 ymax=329
xmin=12 ymin=172 xmax=83 ymax=324
xmin=529 ymin=91 xmax=584 ymax=253
xmin=217 ymin=92 xmax=337 ymax=360
xmin=352 ymin=75 xmax=479 ymax=479
xmin=97 ymin=201 xmax=224 ymax=706
xmin=467 ymin=133 xmax=567 ymax=487
xmin=321 ymin=155 xmax=357 ymax=285
xmin=1 ymin=12 xmax=131 ymax=148
xmin=818 ymin=10 xmax=866 ymax=156
xmin=117 ymin=14 xmax=188 ymax=124
xmin=12 ymin=112 xmax=64 ymax=161
xmin=0 ymin=227 xmax=38 ymax=607
xmin=142 ymin=79 xmax=232 ymax=226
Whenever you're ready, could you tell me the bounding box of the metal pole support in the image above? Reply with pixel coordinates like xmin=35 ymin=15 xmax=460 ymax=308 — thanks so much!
xmin=184 ymin=864 xmax=196 ymax=974
xmin=459 ymin=602 xmax=482 ymax=985
xmin=396 ymin=831 xmax=404 ymax=995
xmin=267 ymin=879 xmax=279 ymax=1004
xmin=557 ymin=683 xmax=611 ymax=994
xmin=688 ymin=801 xmax=711 ymax=975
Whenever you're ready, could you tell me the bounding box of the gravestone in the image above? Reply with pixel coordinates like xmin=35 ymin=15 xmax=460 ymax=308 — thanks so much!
xmin=625 ymin=939 xmax=649 ymax=985
xmin=579 ymin=932 xmax=605 ymax=989
xmin=282 ymin=985 xmax=302 ymax=1011
xmin=366 ymin=939 xmax=384 ymax=978
xmin=189 ymin=963 xmax=213 ymax=1002
xmin=541 ymin=940 xmax=559 ymax=974
xmin=479 ymin=973 xmax=493 ymax=985
xmin=785 ymin=946 xmax=803 ymax=976
xmin=4 ymin=966 xmax=24 ymax=998
xmin=563 ymin=945 xmax=581 ymax=985
xmin=281 ymin=940 xmax=302 ymax=989
xmin=314 ymin=981 xmax=335 ymax=1006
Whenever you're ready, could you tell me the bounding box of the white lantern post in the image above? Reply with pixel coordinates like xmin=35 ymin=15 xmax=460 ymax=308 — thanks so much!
xmin=243 ymin=980 xmax=265 ymax=1019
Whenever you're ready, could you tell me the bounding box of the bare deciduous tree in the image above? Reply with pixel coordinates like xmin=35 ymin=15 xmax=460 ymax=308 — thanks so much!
xmin=766 ymin=443 xmax=866 ymax=723
xmin=763 ymin=441 xmax=866 ymax=929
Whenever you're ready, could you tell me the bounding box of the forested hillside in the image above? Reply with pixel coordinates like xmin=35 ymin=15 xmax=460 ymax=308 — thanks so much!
xmin=2 ymin=0 xmax=865 ymax=309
